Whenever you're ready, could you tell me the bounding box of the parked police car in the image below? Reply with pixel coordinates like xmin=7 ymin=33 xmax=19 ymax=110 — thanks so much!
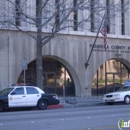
xmin=0 ymin=86 xmax=60 ymax=112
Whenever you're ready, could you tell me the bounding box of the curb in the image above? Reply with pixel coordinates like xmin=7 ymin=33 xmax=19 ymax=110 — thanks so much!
xmin=32 ymin=104 xmax=64 ymax=110
xmin=61 ymin=102 xmax=104 ymax=108
xmin=47 ymin=104 xmax=64 ymax=109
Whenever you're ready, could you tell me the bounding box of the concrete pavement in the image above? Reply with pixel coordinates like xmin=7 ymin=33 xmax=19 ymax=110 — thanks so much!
xmin=62 ymin=96 xmax=103 ymax=108
xmin=48 ymin=96 xmax=104 ymax=109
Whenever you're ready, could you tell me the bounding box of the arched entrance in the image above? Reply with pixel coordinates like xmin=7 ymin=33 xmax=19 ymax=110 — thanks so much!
xmin=92 ymin=59 xmax=130 ymax=96
xmin=17 ymin=58 xmax=75 ymax=96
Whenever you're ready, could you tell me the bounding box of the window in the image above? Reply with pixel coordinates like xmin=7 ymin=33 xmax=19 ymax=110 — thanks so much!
xmin=36 ymin=0 xmax=39 ymax=22
xmin=0 ymin=88 xmax=13 ymax=96
xmin=55 ymin=0 xmax=60 ymax=28
xmin=73 ymin=0 xmax=78 ymax=31
xmin=90 ymin=0 xmax=95 ymax=32
xmin=11 ymin=87 xmax=24 ymax=95
xmin=15 ymin=0 xmax=21 ymax=26
xmin=26 ymin=87 xmax=39 ymax=94
xmin=121 ymin=0 xmax=125 ymax=35
xmin=36 ymin=0 xmax=42 ymax=27
xmin=106 ymin=0 xmax=110 ymax=34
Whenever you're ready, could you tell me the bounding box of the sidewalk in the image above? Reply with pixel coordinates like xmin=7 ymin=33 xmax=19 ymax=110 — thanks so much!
xmin=52 ymin=96 xmax=104 ymax=109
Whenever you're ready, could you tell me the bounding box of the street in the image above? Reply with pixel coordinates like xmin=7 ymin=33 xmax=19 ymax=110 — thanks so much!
xmin=0 ymin=104 xmax=130 ymax=130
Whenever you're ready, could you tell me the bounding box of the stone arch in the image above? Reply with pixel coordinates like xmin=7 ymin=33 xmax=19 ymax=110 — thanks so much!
xmin=17 ymin=55 xmax=81 ymax=96
xmin=89 ymin=58 xmax=130 ymax=85
xmin=91 ymin=57 xmax=130 ymax=96
xmin=114 ymin=58 xmax=130 ymax=70
xmin=93 ymin=58 xmax=130 ymax=77
xmin=42 ymin=55 xmax=81 ymax=96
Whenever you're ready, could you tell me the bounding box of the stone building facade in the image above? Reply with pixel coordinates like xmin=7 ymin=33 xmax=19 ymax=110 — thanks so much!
xmin=0 ymin=0 xmax=130 ymax=97
xmin=0 ymin=29 xmax=130 ymax=97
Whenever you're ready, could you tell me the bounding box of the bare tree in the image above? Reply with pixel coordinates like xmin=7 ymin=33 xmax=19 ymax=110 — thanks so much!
xmin=0 ymin=0 xmax=128 ymax=89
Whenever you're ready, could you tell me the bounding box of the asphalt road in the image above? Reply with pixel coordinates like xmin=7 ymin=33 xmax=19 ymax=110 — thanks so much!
xmin=0 ymin=104 xmax=130 ymax=130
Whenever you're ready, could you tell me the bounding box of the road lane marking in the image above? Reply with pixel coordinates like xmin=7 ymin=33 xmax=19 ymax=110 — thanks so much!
xmin=92 ymin=125 xmax=117 ymax=130
xmin=112 ymin=115 xmax=115 ymax=116
xmin=31 ymin=121 xmax=34 ymax=123
xmin=93 ymin=113 xmax=130 ymax=119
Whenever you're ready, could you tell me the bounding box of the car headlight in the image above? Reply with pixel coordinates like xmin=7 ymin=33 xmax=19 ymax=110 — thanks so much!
xmin=113 ymin=94 xmax=120 ymax=97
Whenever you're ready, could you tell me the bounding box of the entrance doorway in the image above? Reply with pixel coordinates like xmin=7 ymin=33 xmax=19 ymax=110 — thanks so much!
xmin=92 ymin=59 xmax=130 ymax=96
xmin=106 ymin=73 xmax=121 ymax=93
xmin=17 ymin=58 xmax=75 ymax=96
xmin=43 ymin=72 xmax=56 ymax=93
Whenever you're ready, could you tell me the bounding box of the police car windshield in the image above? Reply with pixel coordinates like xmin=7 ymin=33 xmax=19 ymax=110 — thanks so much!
xmin=116 ymin=86 xmax=130 ymax=92
xmin=0 ymin=88 xmax=14 ymax=96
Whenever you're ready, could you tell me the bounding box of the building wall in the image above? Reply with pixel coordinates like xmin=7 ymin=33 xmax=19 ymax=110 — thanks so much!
xmin=0 ymin=30 xmax=130 ymax=96
xmin=0 ymin=30 xmax=36 ymax=90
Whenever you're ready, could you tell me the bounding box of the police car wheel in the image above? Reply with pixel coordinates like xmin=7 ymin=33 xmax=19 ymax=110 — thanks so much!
xmin=124 ymin=96 xmax=130 ymax=104
xmin=0 ymin=101 xmax=3 ymax=112
xmin=37 ymin=99 xmax=48 ymax=110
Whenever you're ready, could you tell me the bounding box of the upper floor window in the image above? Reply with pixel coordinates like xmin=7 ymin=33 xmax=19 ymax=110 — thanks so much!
xmin=90 ymin=0 xmax=95 ymax=32
xmin=36 ymin=0 xmax=39 ymax=27
xmin=121 ymin=0 xmax=125 ymax=35
xmin=55 ymin=0 xmax=60 ymax=29
xmin=15 ymin=0 xmax=21 ymax=26
xmin=73 ymin=0 xmax=78 ymax=31
xmin=106 ymin=0 xmax=110 ymax=34
xmin=36 ymin=0 xmax=43 ymax=27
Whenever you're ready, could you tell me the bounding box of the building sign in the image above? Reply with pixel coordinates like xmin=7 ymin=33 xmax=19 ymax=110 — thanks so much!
xmin=90 ymin=44 xmax=130 ymax=57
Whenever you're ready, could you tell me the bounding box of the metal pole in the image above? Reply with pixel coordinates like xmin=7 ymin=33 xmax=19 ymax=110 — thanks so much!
xmin=24 ymin=67 xmax=26 ymax=85
xmin=8 ymin=36 xmax=9 ymax=87
xmin=23 ymin=38 xmax=27 ymax=86
xmin=23 ymin=59 xmax=26 ymax=86
xmin=97 ymin=69 xmax=99 ymax=96
xmin=63 ymin=84 xmax=66 ymax=102
xmin=105 ymin=61 xmax=107 ymax=94
xmin=85 ymin=12 xmax=107 ymax=70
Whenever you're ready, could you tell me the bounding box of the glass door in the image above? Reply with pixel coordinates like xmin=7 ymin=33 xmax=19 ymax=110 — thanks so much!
xmin=43 ymin=73 xmax=56 ymax=93
xmin=106 ymin=73 xmax=122 ymax=93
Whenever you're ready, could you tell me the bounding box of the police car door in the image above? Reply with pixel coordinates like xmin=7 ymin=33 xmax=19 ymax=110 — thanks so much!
xmin=8 ymin=87 xmax=26 ymax=107
xmin=25 ymin=87 xmax=41 ymax=106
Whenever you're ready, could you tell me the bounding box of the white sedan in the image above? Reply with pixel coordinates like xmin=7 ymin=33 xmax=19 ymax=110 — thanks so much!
xmin=0 ymin=86 xmax=60 ymax=112
xmin=103 ymin=85 xmax=130 ymax=105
